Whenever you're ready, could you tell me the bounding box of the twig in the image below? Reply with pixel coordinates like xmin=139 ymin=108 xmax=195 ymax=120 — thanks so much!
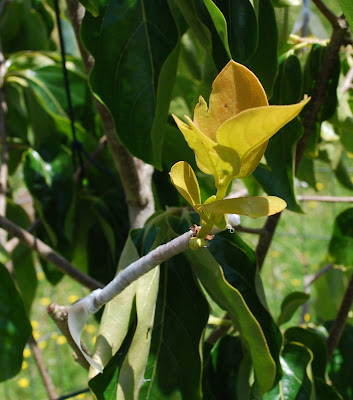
xmin=4 ymin=218 xmax=41 ymax=253
xmin=0 ymin=5 xmax=8 ymax=245
xmin=28 ymin=335 xmax=58 ymax=400
xmin=47 ymin=303 xmax=90 ymax=370
xmin=297 ymin=195 xmax=353 ymax=203
xmin=73 ymin=135 xmax=107 ymax=180
xmin=0 ymin=215 xmax=103 ymax=290
xmin=66 ymin=0 xmax=155 ymax=229
xmin=312 ymin=0 xmax=339 ymax=28
xmin=255 ymin=14 xmax=351 ymax=270
xmin=304 ymin=263 xmax=333 ymax=289
xmin=327 ymin=271 xmax=353 ymax=361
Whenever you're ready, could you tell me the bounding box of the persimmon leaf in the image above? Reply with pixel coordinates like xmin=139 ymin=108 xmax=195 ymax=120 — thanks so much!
xmin=199 ymin=196 xmax=287 ymax=218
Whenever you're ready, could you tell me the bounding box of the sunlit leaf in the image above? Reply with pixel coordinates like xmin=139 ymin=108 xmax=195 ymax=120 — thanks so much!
xmin=200 ymin=196 xmax=287 ymax=218
xmin=170 ymin=161 xmax=201 ymax=208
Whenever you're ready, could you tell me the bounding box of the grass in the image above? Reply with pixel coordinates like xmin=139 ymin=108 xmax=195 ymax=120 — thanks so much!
xmin=2 ymin=157 xmax=353 ymax=399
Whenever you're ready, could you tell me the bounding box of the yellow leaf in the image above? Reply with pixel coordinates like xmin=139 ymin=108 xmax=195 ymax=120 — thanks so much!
xmin=199 ymin=196 xmax=287 ymax=218
xmin=217 ymin=98 xmax=310 ymax=178
xmin=193 ymin=61 xmax=268 ymax=141
xmin=170 ymin=161 xmax=201 ymax=208
xmin=172 ymin=115 xmax=241 ymax=185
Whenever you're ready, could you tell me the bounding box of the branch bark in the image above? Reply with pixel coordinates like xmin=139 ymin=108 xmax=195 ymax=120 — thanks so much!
xmin=29 ymin=335 xmax=58 ymax=400
xmin=0 ymin=215 xmax=103 ymax=290
xmin=297 ymin=195 xmax=353 ymax=203
xmin=327 ymin=270 xmax=353 ymax=361
xmin=255 ymin=13 xmax=351 ymax=270
xmin=66 ymin=0 xmax=155 ymax=229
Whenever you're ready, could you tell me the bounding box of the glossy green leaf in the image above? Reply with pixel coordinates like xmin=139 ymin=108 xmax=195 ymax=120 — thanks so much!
xmin=338 ymin=0 xmax=353 ymax=31
xmin=203 ymin=335 xmax=251 ymax=399
xmin=275 ymin=5 xmax=302 ymax=54
xmin=247 ymin=0 xmax=278 ymax=98
xmin=170 ymin=161 xmax=201 ymax=208
xmin=81 ymin=1 xmax=179 ymax=168
xmin=326 ymin=321 xmax=353 ymax=400
xmin=6 ymin=201 xmax=37 ymax=313
xmin=261 ymin=342 xmax=314 ymax=400
xmin=186 ymin=234 xmax=281 ymax=395
xmin=23 ymin=148 xmax=74 ymax=251
xmin=253 ymin=119 xmax=303 ymax=212
xmin=200 ymin=196 xmax=287 ymax=218
xmin=203 ymin=0 xmax=231 ymax=57
xmin=277 ymin=292 xmax=310 ymax=326
xmin=0 ymin=0 xmax=49 ymax=53
xmin=0 ymin=263 xmax=32 ymax=382
xmin=285 ymin=327 xmax=327 ymax=379
xmin=329 ymin=208 xmax=353 ymax=266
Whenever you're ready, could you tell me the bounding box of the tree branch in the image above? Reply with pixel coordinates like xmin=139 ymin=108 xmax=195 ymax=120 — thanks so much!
xmin=29 ymin=335 xmax=58 ymax=400
xmin=47 ymin=303 xmax=90 ymax=370
xmin=297 ymin=195 xmax=353 ymax=203
xmin=327 ymin=271 xmax=353 ymax=361
xmin=66 ymin=0 xmax=155 ymax=229
xmin=255 ymin=14 xmax=351 ymax=270
xmin=233 ymin=225 xmax=264 ymax=235
xmin=0 ymin=215 xmax=103 ymax=290
xmin=312 ymin=0 xmax=339 ymax=27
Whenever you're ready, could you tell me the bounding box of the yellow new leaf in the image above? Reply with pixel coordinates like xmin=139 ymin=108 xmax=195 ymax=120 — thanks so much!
xmin=199 ymin=196 xmax=287 ymax=219
xmin=217 ymin=98 xmax=311 ymax=178
xmin=193 ymin=61 xmax=268 ymax=141
xmin=169 ymin=161 xmax=201 ymax=208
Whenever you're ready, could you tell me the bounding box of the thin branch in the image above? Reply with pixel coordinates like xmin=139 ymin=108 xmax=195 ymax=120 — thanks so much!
xmin=47 ymin=303 xmax=90 ymax=370
xmin=327 ymin=271 xmax=353 ymax=361
xmin=255 ymin=14 xmax=351 ymax=270
xmin=312 ymin=0 xmax=339 ymax=28
xmin=304 ymin=263 xmax=333 ymax=289
xmin=0 ymin=215 xmax=103 ymax=290
xmin=4 ymin=218 xmax=41 ymax=253
xmin=297 ymin=195 xmax=353 ymax=203
xmin=66 ymin=0 xmax=155 ymax=229
xmin=28 ymin=335 xmax=58 ymax=400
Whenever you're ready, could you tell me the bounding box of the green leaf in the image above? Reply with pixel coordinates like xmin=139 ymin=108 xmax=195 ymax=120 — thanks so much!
xmin=0 ymin=263 xmax=32 ymax=382
xmin=326 ymin=321 xmax=353 ymax=400
xmin=277 ymin=292 xmax=310 ymax=326
xmin=253 ymin=118 xmax=303 ymax=213
xmin=81 ymin=1 xmax=179 ymax=168
xmin=284 ymin=327 xmax=327 ymax=379
xmin=329 ymin=208 xmax=353 ymax=267
xmin=297 ymin=155 xmax=317 ymax=190
xmin=335 ymin=153 xmax=353 ymax=191
xmin=275 ymin=5 xmax=302 ymax=54
xmin=203 ymin=335 xmax=251 ymax=399
xmin=139 ymin=253 xmax=209 ymax=399
xmin=23 ymin=148 xmax=74 ymax=251
xmin=186 ymin=232 xmax=283 ymax=395
xmin=314 ymin=377 xmax=343 ymax=400
xmin=261 ymin=342 xmax=314 ymax=400
xmin=338 ymin=0 xmax=353 ymax=31
xmin=0 ymin=0 xmax=49 ymax=53
xmin=247 ymin=0 xmax=278 ymax=98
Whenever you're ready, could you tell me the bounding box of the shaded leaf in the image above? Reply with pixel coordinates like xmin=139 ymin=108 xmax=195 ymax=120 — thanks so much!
xmin=0 ymin=263 xmax=32 ymax=382
xmin=328 ymin=208 xmax=353 ymax=266
xmin=314 ymin=377 xmax=343 ymax=400
xmin=81 ymin=0 xmax=179 ymax=168
xmin=277 ymin=292 xmax=310 ymax=326
xmin=186 ymin=232 xmax=282 ymax=395
xmin=260 ymin=342 xmax=314 ymax=400
xmin=275 ymin=5 xmax=302 ymax=54
xmin=79 ymin=0 xmax=99 ymax=17
xmin=335 ymin=153 xmax=353 ymax=191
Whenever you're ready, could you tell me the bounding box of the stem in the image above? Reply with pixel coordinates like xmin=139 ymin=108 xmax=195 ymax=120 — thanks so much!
xmin=312 ymin=0 xmax=339 ymax=27
xmin=66 ymin=0 xmax=155 ymax=229
xmin=94 ymin=230 xmax=193 ymax=307
xmin=47 ymin=303 xmax=90 ymax=370
xmin=233 ymin=225 xmax=264 ymax=235
xmin=0 ymin=215 xmax=103 ymax=290
xmin=29 ymin=335 xmax=58 ymax=400
xmin=327 ymin=270 xmax=353 ymax=361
